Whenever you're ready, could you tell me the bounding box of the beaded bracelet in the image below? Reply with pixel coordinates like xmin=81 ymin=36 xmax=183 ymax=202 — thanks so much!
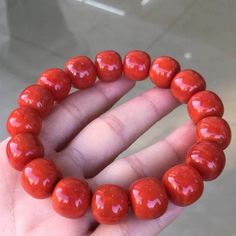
xmin=6 ymin=50 xmax=231 ymax=224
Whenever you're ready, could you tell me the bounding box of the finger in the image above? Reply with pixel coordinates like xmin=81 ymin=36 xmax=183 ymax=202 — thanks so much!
xmin=90 ymin=121 xmax=195 ymax=189
xmin=39 ymin=78 xmax=135 ymax=152
xmin=63 ymin=87 xmax=179 ymax=177
xmin=91 ymin=203 xmax=183 ymax=236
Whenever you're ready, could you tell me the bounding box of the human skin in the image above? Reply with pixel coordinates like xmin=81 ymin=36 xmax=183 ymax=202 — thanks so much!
xmin=0 ymin=77 xmax=197 ymax=236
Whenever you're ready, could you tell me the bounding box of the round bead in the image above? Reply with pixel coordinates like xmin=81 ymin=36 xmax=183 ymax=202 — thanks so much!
xmin=185 ymin=141 xmax=225 ymax=181
xmin=95 ymin=50 xmax=123 ymax=82
xmin=6 ymin=133 xmax=44 ymax=171
xmin=171 ymin=69 xmax=206 ymax=103
xmin=52 ymin=177 xmax=90 ymax=218
xmin=196 ymin=116 xmax=231 ymax=150
xmin=7 ymin=107 xmax=42 ymax=136
xmin=21 ymin=158 xmax=61 ymax=199
xmin=129 ymin=177 xmax=168 ymax=220
xmin=18 ymin=84 xmax=54 ymax=117
xmin=162 ymin=164 xmax=204 ymax=206
xmin=37 ymin=68 xmax=71 ymax=101
xmin=187 ymin=90 xmax=224 ymax=123
xmin=92 ymin=184 xmax=129 ymax=224
xmin=149 ymin=56 xmax=180 ymax=88
xmin=124 ymin=50 xmax=151 ymax=81
xmin=64 ymin=56 xmax=97 ymax=89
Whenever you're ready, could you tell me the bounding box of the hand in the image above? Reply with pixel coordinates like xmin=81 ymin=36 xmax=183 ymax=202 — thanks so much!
xmin=0 ymin=77 xmax=195 ymax=236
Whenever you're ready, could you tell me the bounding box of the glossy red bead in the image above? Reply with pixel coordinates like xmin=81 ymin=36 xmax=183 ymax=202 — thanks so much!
xmin=187 ymin=90 xmax=224 ymax=123
xmin=65 ymin=56 xmax=97 ymax=89
xmin=92 ymin=184 xmax=129 ymax=224
xmin=171 ymin=69 xmax=206 ymax=103
xmin=7 ymin=107 xmax=42 ymax=136
xmin=6 ymin=133 xmax=44 ymax=171
xmin=129 ymin=177 xmax=168 ymax=220
xmin=185 ymin=141 xmax=225 ymax=181
xmin=196 ymin=116 xmax=231 ymax=150
xmin=149 ymin=56 xmax=180 ymax=88
xmin=162 ymin=164 xmax=204 ymax=206
xmin=18 ymin=84 xmax=54 ymax=117
xmin=21 ymin=158 xmax=61 ymax=199
xmin=124 ymin=50 xmax=151 ymax=81
xmin=37 ymin=68 xmax=71 ymax=101
xmin=95 ymin=50 xmax=123 ymax=82
xmin=52 ymin=177 xmax=90 ymax=218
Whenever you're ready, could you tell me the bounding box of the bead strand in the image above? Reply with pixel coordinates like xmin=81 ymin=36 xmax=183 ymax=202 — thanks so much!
xmin=5 ymin=50 xmax=231 ymax=224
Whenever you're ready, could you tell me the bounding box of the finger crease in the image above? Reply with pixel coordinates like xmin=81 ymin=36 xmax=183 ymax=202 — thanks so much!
xmin=100 ymin=113 xmax=127 ymax=146
xmin=126 ymin=155 xmax=146 ymax=180
xmin=163 ymin=139 xmax=183 ymax=162
xmin=94 ymin=85 xmax=112 ymax=108
xmin=140 ymin=93 xmax=162 ymax=118
xmin=67 ymin=145 xmax=86 ymax=172
xmin=61 ymin=100 xmax=85 ymax=126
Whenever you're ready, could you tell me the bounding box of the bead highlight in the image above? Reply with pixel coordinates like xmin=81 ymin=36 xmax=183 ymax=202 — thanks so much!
xmin=129 ymin=177 xmax=168 ymax=219
xmin=21 ymin=158 xmax=61 ymax=199
xmin=171 ymin=69 xmax=206 ymax=103
xmin=92 ymin=184 xmax=129 ymax=224
xmin=52 ymin=177 xmax=91 ymax=218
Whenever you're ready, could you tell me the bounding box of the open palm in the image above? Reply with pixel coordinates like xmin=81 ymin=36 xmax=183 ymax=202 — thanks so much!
xmin=0 ymin=78 xmax=196 ymax=236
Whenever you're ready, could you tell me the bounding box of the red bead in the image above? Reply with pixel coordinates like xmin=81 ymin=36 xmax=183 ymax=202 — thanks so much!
xmin=64 ymin=56 xmax=97 ymax=89
xmin=37 ymin=68 xmax=71 ymax=101
xmin=124 ymin=50 xmax=151 ymax=81
xmin=92 ymin=184 xmax=129 ymax=224
xmin=21 ymin=158 xmax=61 ymax=199
xmin=95 ymin=50 xmax=123 ymax=82
xmin=6 ymin=133 xmax=44 ymax=171
xmin=196 ymin=116 xmax=231 ymax=150
xmin=129 ymin=177 xmax=168 ymax=220
xmin=185 ymin=141 xmax=225 ymax=181
xmin=149 ymin=56 xmax=180 ymax=88
xmin=187 ymin=90 xmax=224 ymax=123
xmin=162 ymin=164 xmax=204 ymax=206
xmin=7 ymin=107 xmax=42 ymax=136
xmin=18 ymin=84 xmax=54 ymax=117
xmin=171 ymin=69 xmax=206 ymax=103
xmin=52 ymin=177 xmax=90 ymax=218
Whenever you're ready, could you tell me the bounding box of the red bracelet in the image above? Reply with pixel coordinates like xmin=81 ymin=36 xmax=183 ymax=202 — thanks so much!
xmin=6 ymin=50 xmax=231 ymax=224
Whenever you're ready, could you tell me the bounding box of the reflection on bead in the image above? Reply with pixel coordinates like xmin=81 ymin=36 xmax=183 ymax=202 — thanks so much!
xmin=187 ymin=90 xmax=224 ymax=123
xmin=6 ymin=133 xmax=44 ymax=171
xmin=92 ymin=184 xmax=129 ymax=224
xmin=171 ymin=69 xmax=206 ymax=103
xmin=129 ymin=177 xmax=168 ymax=219
xmin=163 ymin=164 xmax=204 ymax=206
xmin=37 ymin=68 xmax=71 ymax=101
xmin=196 ymin=116 xmax=231 ymax=150
xmin=95 ymin=50 xmax=123 ymax=82
xmin=65 ymin=56 xmax=97 ymax=89
xmin=124 ymin=50 xmax=150 ymax=81
xmin=7 ymin=107 xmax=42 ymax=136
xmin=52 ymin=177 xmax=90 ymax=218
xmin=21 ymin=158 xmax=61 ymax=199
xmin=149 ymin=56 xmax=180 ymax=88
xmin=185 ymin=141 xmax=225 ymax=181
xmin=18 ymin=84 xmax=54 ymax=117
